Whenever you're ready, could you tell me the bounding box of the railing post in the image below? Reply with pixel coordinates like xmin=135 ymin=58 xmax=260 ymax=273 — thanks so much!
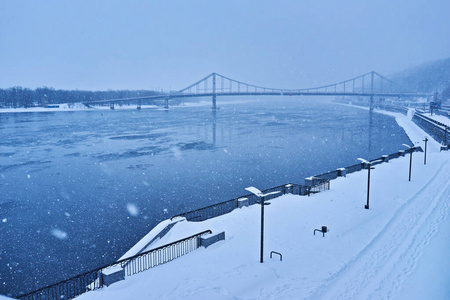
xmin=98 ymin=270 xmax=103 ymax=288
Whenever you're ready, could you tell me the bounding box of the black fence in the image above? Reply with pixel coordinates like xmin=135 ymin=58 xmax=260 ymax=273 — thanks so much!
xmin=171 ymin=181 xmax=335 ymax=223
xmin=17 ymin=230 xmax=211 ymax=300
xmin=413 ymin=112 xmax=449 ymax=146
xmin=171 ymin=198 xmax=239 ymax=222
xmin=346 ymin=163 xmax=363 ymax=174
xmin=310 ymin=180 xmax=330 ymax=193
xmin=312 ymin=147 xmax=420 ymax=183
xmin=171 ymin=146 xmax=423 ymax=224
xmin=123 ymin=230 xmax=210 ymax=276
xmin=17 ymin=269 xmax=102 ymax=300
xmin=171 ymin=183 xmax=302 ymax=222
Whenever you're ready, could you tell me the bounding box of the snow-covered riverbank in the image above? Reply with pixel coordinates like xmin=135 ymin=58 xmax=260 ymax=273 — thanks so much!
xmin=0 ymin=103 xmax=161 ymax=113
xmin=73 ymin=109 xmax=450 ymax=299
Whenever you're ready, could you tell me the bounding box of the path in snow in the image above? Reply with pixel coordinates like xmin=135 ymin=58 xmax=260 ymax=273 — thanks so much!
xmin=309 ymin=161 xmax=450 ymax=300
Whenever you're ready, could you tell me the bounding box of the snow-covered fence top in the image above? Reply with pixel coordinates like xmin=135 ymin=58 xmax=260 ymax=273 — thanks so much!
xmin=312 ymin=147 xmax=422 ymax=183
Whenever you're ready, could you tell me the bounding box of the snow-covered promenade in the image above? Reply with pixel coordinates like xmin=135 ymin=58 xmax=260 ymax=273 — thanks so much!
xmin=70 ymin=110 xmax=450 ymax=300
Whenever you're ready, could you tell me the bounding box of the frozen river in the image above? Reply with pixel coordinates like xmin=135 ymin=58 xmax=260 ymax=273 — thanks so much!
xmin=0 ymin=98 xmax=411 ymax=297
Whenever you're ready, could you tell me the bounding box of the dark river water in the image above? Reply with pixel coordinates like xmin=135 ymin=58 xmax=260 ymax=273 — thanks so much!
xmin=0 ymin=98 xmax=410 ymax=296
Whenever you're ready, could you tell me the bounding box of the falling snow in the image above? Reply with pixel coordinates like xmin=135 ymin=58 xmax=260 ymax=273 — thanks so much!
xmin=126 ymin=204 xmax=139 ymax=217
xmin=51 ymin=229 xmax=68 ymax=240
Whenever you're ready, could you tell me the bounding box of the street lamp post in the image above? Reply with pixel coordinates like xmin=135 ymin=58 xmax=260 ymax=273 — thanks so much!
xmin=357 ymin=158 xmax=375 ymax=209
xmin=402 ymin=144 xmax=414 ymax=181
xmin=423 ymin=137 xmax=428 ymax=165
xmin=245 ymin=187 xmax=280 ymax=263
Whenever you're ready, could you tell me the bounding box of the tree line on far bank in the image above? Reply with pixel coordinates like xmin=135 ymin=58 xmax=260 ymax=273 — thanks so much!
xmin=0 ymin=86 xmax=160 ymax=108
xmin=1 ymin=84 xmax=448 ymax=109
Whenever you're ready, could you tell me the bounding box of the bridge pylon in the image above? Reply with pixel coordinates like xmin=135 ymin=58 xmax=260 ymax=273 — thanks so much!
xmin=370 ymin=71 xmax=374 ymax=112
xmin=212 ymin=73 xmax=217 ymax=110
xmin=164 ymin=97 xmax=169 ymax=109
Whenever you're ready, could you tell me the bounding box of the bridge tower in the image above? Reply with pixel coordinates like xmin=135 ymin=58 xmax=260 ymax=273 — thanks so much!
xmin=370 ymin=71 xmax=374 ymax=112
xmin=164 ymin=97 xmax=169 ymax=109
xmin=212 ymin=73 xmax=217 ymax=110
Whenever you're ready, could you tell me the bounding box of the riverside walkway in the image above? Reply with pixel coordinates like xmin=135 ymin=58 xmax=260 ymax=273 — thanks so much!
xmin=77 ymin=109 xmax=450 ymax=300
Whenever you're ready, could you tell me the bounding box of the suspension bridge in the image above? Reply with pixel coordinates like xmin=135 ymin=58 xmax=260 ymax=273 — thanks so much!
xmin=86 ymin=71 xmax=432 ymax=110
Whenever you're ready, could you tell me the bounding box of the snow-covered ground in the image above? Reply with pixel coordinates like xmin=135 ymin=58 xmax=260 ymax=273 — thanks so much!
xmin=427 ymin=114 xmax=450 ymax=127
xmin=72 ymin=109 xmax=450 ymax=299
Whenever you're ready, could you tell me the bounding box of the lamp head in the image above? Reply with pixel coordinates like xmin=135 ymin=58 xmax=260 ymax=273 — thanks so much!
xmin=245 ymin=186 xmax=263 ymax=197
xmin=357 ymin=158 xmax=369 ymax=164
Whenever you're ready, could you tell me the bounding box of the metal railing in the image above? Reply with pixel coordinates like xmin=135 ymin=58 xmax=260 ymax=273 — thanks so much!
xmin=17 ymin=145 xmax=424 ymax=299
xmin=413 ymin=112 xmax=449 ymax=146
xmin=309 ymin=180 xmax=330 ymax=194
xmin=123 ymin=230 xmax=211 ymax=276
xmin=310 ymin=147 xmax=420 ymax=183
xmin=170 ymin=198 xmax=239 ymax=222
xmin=17 ymin=269 xmax=102 ymax=300
xmin=171 ymin=183 xmax=298 ymax=222
xmin=346 ymin=163 xmax=364 ymax=174
xmin=17 ymin=230 xmax=212 ymax=300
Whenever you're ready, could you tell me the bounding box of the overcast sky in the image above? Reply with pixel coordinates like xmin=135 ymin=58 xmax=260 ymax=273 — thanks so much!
xmin=1 ymin=0 xmax=449 ymax=91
